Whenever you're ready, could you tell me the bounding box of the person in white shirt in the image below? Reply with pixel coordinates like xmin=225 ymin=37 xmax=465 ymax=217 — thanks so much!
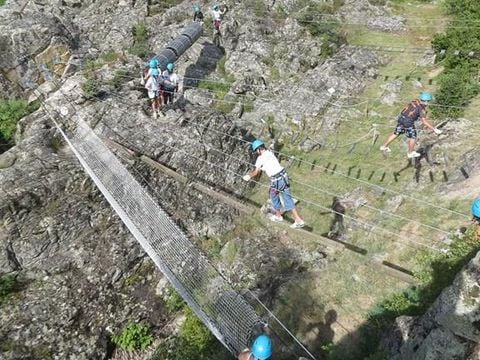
xmin=144 ymin=68 xmax=162 ymax=119
xmin=211 ymin=4 xmax=226 ymax=34
xmin=243 ymin=139 xmax=305 ymax=229
xmin=162 ymin=63 xmax=179 ymax=105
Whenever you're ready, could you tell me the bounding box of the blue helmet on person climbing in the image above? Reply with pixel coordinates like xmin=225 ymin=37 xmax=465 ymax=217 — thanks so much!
xmin=419 ymin=91 xmax=434 ymax=101
xmin=251 ymin=139 xmax=264 ymax=152
xmin=193 ymin=5 xmax=200 ymax=12
xmin=472 ymin=199 xmax=480 ymax=218
xmin=149 ymin=59 xmax=159 ymax=68
xmin=213 ymin=4 xmax=219 ymax=10
xmin=151 ymin=68 xmax=160 ymax=76
xmin=167 ymin=63 xmax=174 ymax=71
xmin=251 ymin=334 xmax=273 ymax=360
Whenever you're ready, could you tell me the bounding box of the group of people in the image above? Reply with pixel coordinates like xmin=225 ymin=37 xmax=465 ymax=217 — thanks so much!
xmin=242 ymin=92 xmax=480 ymax=236
xmin=193 ymin=4 xmax=227 ymax=35
xmin=143 ymin=59 xmax=178 ymax=118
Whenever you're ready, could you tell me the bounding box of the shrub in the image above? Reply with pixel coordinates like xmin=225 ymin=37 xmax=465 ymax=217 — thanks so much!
xmin=165 ymin=288 xmax=185 ymax=314
xmin=0 ymin=99 xmax=39 ymax=144
xmin=295 ymin=0 xmax=345 ymax=56
xmin=0 ymin=274 xmax=16 ymax=303
xmin=129 ymin=22 xmax=149 ymax=59
xmin=151 ymin=306 xmax=227 ymax=360
xmin=431 ymin=0 xmax=480 ymax=118
xmin=109 ymin=69 xmax=130 ymax=91
xmin=81 ymin=76 xmax=101 ymax=98
xmin=0 ymin=0 xmax=6 ymax=6
xmin=112 ymin=321 xmax=154 ymax=351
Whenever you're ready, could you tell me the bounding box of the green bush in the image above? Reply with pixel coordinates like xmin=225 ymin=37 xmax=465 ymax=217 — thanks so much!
xmin=151 ymin=306 xmax=228 ymax=360
xmin=81 ymin=76 xmax=102 ymax=98
xmin=129 ymin=22 xmax=149 ymax=59
xmin=328 ymin=227 xmax=480 ymax=359
xmin=0 ymin=0 xmax=6 ymax=6
xmin=295 ymin=0 xmax=345 ymax=57
xmin=165 ymin=288 xmax=185 ymax=314
xmin=109 ymin=69 xmax=130 ymax=91
xmin=431 ymin=0 xmax=480 ymax=118
xmin=0 ymin=99 xmax=39 ymax=144
xmin=112 ymin=321 xmax=154 ymax=351
xmin=0 ymin=274 xmax=16 ymax=303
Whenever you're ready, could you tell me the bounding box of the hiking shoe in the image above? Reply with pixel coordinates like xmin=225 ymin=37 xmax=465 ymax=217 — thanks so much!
xmin=269 ymin=214 xmax=283 ymax=223
xmin=380 ymin=145 xmax=391 ymax=153
xmin=407 ymin=151 xmax=421 ymax=158
xmin=290 ymin=220 xmax=305 ymax=229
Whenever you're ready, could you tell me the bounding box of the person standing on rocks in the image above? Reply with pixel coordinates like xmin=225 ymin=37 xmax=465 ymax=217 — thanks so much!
xmin=472 ymin=199 xmax=480 ymax=239
xmin=144 ymin=68 xmax=162 ymax=119
xmin=211 ymin=4 xmax=226 ymax=36
xmin=243 ymin=139 xmax=305 ymax=229
xmin=162 ymin=63 xmax=178 ymax=105
xmin=238 ymin=334 xmax=273 ymax=360
xmin=193 ymin=5 xmax=204 ymax=22
xmin=380 ymin=91 xmax=443 ymax=159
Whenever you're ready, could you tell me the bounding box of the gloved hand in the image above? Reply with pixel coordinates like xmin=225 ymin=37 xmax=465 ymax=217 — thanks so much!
xmin=242 ymin=174 xmax=251 ymax=181
xmin=433 ymin=128 xmax=443 ymax=135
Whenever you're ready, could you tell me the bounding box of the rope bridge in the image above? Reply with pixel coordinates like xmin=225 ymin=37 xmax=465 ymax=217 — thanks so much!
xmin=55 ymin=117 xmax=263 ymax=354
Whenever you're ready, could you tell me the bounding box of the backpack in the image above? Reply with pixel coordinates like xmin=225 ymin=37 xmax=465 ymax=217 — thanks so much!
xmin=400 ymin=99 xmax=425 ymax=121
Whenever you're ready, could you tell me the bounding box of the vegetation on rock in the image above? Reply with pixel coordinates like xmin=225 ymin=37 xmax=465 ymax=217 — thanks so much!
xmin=0 ymin=99 xmax=39 ymax=145
xmin=112 ymin=321 xmax=154 ymax=351
xmin=432 ymin=0 xmax=480 ymax=118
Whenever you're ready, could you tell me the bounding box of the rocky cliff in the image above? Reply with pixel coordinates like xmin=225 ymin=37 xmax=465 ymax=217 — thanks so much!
xmin=383 ymin=251 xmax=480 ymax=360
xmin=2 ymin=0 xmax=479 ymax=358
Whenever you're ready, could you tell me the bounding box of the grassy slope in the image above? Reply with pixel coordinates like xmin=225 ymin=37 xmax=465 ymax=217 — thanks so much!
xmin=204 ymin=1 xmax=480 ymax=357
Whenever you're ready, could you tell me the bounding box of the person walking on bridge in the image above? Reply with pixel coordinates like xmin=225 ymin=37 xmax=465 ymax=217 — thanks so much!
xmin=238 ymin=334 xmax=273 ymax=360
xmin=380 ymin=91 xmax=443 ymax=159
xmin=243 ymin=139 xmax=305 ymax=229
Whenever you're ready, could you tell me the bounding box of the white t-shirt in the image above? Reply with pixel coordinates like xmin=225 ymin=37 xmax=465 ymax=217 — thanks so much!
xmin=145 ymin=75 xmax=160 ymax=91
xmin=162 ymin=70 xmax=178 ymax=86
xmin=255 ymin=150 xmax=284 ymax=177
xmin=212 ymin=9 xmax=224 ymax=20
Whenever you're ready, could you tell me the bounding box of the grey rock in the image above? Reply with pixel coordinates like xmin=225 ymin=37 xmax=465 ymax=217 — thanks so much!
xmin=0 ymin=151 xmax=16 ymax=168
xmin=383 ymin=252 xmax=480 ymax=359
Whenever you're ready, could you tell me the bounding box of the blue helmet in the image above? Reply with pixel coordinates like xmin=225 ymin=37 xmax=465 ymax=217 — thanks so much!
xmin=472 ymin=199 xmax=480 ymax=218
xmin=193 ymin=5 xmax=200 ymax=12
xmin=251 ymin=139 xmax=264 ymax=152
xmin=167 ymin=63 xmax=174 ymax=71
xmin=151 ymin=68 xmax=160 ymax=76
xmin=213 ymin=4 xmax=219 ymax=10
xmin=149 ymin=59 xmax=159 ymax=69
xmin=251 ymin=335 xmax=272 ymax=360
xmin=419 ymin=91 xmax=434 ymax=101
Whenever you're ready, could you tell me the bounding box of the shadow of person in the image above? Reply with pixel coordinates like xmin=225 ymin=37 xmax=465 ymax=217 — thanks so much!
xmin=304 ymin=309 xmax=338 ymax=355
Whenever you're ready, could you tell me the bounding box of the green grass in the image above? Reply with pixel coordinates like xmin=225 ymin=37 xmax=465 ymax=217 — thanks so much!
xmin=112 ymin=321 xmax=154 ymax=351
xmin=197 ymin=56 xmax=236 ymax=113
xmin=129 ymin=22 xmax=149 ymax=59
xmin=0 ymin=99 xmax=40 ymax=144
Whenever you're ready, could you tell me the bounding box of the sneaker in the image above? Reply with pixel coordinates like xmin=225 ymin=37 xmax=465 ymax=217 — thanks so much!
xmin=290 ymin=220 xmax=305 ymax=229
xmin=269 ymin=214 xmax=283 ymax=223
xmin=407 ymin=151 xmax=421 ymax=158
xmin=380 ymin=145 xmax=391 ymax=153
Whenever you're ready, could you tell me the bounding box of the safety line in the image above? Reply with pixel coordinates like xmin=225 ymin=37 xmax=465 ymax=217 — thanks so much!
xmin=70 ymin=84 xmax=470 ymax=220
xmin=85 ymin=88 xmax=451 ymax=237
xmin=80 ymin=95 xmax=441 ymax=251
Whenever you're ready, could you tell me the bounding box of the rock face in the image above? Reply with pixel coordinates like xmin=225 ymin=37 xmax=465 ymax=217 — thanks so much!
xmin=0 ymin=0 xmax=413 ymax=357
xmin=382 ymin=252 xmax=480 ymax=360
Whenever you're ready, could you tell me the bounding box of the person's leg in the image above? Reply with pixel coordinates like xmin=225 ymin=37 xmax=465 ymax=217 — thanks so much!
xmin=408 ymin=138 xmax=416 ymax=152
xmin=269 ymin=188 xmax=283 ymax=219
xmin=382 ymin=133 xmax=398 ymax=147
xmin=282 ymin=186 xmax=303 ymax=223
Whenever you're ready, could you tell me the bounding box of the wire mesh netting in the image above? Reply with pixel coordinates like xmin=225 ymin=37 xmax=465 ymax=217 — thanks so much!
xmin=61 ymin=118 xmax=263 ymax=354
